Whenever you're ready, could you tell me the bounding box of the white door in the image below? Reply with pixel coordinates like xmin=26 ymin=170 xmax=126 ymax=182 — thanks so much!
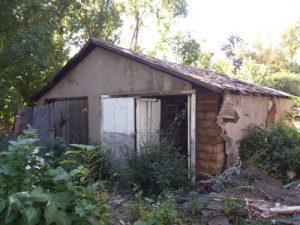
xmin=136 ymin=98 xmax=161 ymax=152
xmin=101 ymin=97 xmax=135 ymax=159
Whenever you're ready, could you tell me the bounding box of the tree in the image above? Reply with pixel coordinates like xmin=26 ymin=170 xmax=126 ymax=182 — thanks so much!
xmin=0 ymin=0 xmax=70 ymax=131
xmin=124 ymin=0 xmax=188 ymax=52
xmin=169 ymin=33 xmax=212 ymax=68
xmin=0 ymin=0 xmax=124 ymax=131
xmin=68 ymin=0 xmax=124 ymax=45
xmin=280 ymin=20 xmax=300 ymax=73
xmin=221 ymin=34 xmax=244 ymax=74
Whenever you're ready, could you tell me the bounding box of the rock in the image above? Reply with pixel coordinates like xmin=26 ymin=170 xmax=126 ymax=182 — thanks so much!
xmin=208 ymin=215 xmax=230 ymax=225
xmin=211 ymin=180 xmax=223 ymax=193
xmin=206 ymin=201 xmax=224 ymax=211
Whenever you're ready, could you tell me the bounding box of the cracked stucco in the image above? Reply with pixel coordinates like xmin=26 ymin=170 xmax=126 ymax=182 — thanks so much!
xmin=217 ymin=93 xmax=293 ymax=168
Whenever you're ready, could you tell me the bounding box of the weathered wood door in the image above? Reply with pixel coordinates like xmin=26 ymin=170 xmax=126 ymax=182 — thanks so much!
xmin=136 ymin=98 xmax=161 ymax=152
xmin=53 ymin=99 xmax=88 ymax=144
xmin=14 ymin=99 xmax=88 ymax=144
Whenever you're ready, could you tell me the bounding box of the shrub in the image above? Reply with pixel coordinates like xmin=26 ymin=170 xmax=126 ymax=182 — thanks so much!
xmin=126 ymin=109 xmax=189 ymax=195
xmin=133 ymin=196 xmax=181 ymax=225
xmin=61 ymin=144 xmax=114 ymax=184
xmin=127 ymin=144 xmax=189 ymax=194
xmin=44 ymin=137 xmax=70 ymax=168
xmin=240 ymin=122 xmax=300 ymax=182
xmin=123 ymin=188 xmax=181 ymax=225
xmin=262 ymin=72 xmax=300 ymax=96
xmin=0 ymin=133 xmax=8 ymax=151
xmin=0 ymin=128 xmax=111 ymax=225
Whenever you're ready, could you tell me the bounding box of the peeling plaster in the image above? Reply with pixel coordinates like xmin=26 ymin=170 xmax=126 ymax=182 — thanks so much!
xmin=217 ymin=94 xmax=241 ymax=168
xmin=217 ymin=93 xmax=293 ymax=169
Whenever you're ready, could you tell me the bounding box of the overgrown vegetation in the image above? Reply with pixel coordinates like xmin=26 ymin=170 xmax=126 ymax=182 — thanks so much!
xmin=0 ymin=128 xmax=112 ymax=225
xmin=127 ymin=146 xmax=189 ymax=195
xmin=123 ymin=186 xmax=182 ymax=225
xmin=126 ymin=110 xmax=189 ymax=195
xmin=240 ymin=122 xmax=300 ymax=182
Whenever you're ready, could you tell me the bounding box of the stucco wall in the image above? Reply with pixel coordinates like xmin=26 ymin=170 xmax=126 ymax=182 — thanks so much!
xmin=217 ymin=93 xmax=293 ymax=168
xmin=37 ymin=47 xmax=192 ymax=142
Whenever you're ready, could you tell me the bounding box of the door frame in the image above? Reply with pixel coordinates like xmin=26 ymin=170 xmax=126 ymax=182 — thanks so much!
xmin=100 ymin=90 xmax=196 ymax=182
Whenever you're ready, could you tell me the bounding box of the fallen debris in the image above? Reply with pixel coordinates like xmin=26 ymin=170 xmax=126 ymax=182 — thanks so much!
xmin=270 ymin=205 xmax=300 ymax=214
xmin=208 ymin=215 xmax=230 ymax=225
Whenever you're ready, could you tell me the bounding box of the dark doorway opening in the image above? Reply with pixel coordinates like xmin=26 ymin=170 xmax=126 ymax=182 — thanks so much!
xmin=160 ymin=95 xmax=188 ymax=159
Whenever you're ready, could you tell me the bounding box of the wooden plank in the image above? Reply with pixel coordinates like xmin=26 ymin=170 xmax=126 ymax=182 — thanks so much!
xmin=189 ymin=93 xmax=196 ymax=182
xmin=13 ymin=107 xmax=33 ymax=137
xmin=31 ymin=105 xmax=54 ymax=142
xmin=53 ymin=101 xmax=70 ymax=141
xmin=270 ymin=206 xmax=300 ymax=214
xmin=69 ymin=99 xmax=88 ymax=144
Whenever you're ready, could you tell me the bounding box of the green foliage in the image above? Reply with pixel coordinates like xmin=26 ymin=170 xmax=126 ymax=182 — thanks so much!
xmin=262 ymin=72 xmax=300 ymax=96
xmin=0 ymin=133 xmax=8 ymax=150
xmin=223 ymin=198 xmax=247 ymax=225
xmin=240 ymin=122 xmax=300 ymax=182
xmin=235 ymin=58 xmax=269 ymax=84
xmin=0 ymin=128 xmax=111 ymax=225
xmin=213 ymin=58 xmax=234 ymax=75
xmin=125 ymin=0 xmax=188 ymax=51
xmin=167 ymin=33 xmax=213 ymax=68
xmin=184 ymin=194 xmax=209 ymax=216
xmin=127 ymin=145 xmax=188 ymax=194
xmin=127 ymin=110 xmax=189 ymax=194
xmin=0 ymin=0 xmax=70 ymax=130
xmin=221 ymin=34 xmax=244 ymax=74
xmin=124 ymin=188 xmax=181 ymax=225
xmin=134 ymin=196 xmax=180 ymax=225
xmin=0 ymin=0 xmax=124 ymax=131
xmin=73 ymin=182 xmax=111 ymax=225
xmin=61 ymin=144 xmax=113 ymax=185
xmin=44 ymin=137 xmax=70 ymax=168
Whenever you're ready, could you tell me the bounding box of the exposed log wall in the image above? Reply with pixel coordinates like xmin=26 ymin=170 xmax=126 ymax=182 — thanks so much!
xmin=195 ymin=88 xmax=225 ymax=178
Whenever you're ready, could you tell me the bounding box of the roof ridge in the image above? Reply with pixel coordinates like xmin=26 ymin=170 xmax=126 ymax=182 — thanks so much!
xmin=31 ymin=38 xmax=291 ymax=101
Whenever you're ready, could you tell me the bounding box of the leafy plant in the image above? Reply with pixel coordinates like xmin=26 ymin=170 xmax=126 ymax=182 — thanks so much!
xmin=0 ymin=128 xmax=112 ymax=225
xmin=0 ymin=127 xmax=46 ymax=196
xmin=60 ymin=144 xmax=114 ymax=184
xmin=223 ymin=198 xmax=247 ymax=225
xmin=240 ymin=122 xmax=300 ymax=182
xmin=124 ymin=187 xmax=181 ymax=225
xmin=134 ymin=195 xmax=181 ymax=225
xmin=127 ymin=110 xmax=189 ymax=195
xmin=127 ymin=146 xmax=188 ymax=194
xmin=44 ymin=137 xmax=70 ymax=168
xmin=184 ymin=194 xmax=208 ymax=216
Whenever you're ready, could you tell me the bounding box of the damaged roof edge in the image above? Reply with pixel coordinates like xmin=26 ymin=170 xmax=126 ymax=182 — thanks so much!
xmin=31 ymin=38 xmax=223 ymax=101
xmin=31 ymin=38 xmax=291 ymax=101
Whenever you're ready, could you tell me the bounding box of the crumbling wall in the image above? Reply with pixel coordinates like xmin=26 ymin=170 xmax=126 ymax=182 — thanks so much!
xmin=217 ymin=93 xmax=293 ymax=168
xmin=195 ymin=88 xmax=225 ymax=178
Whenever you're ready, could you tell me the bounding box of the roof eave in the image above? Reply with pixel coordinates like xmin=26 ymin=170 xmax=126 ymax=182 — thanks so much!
xmin=31 ymin=41 xmax=96 ymax=101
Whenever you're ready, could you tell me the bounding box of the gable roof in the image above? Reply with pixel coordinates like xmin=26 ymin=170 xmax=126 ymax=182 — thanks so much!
xmin=31 ymin=37 xmax=291 ymax=101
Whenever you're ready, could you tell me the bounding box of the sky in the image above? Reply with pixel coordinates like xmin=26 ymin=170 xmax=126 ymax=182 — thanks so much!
xmin=177 ymin=0 xmax=300 ymax=53
xmin=72 ymin=0 xmax=300 ymax=57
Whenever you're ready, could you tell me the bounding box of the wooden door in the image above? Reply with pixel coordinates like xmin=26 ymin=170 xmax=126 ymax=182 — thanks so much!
xmin=53 ymin=99 xmax=88 ymax=144
xmin=136 ymin=98 xmax=161 ymax=152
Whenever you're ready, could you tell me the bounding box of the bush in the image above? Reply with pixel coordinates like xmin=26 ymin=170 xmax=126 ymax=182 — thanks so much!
xmin=240 ymin=122 xmax=300 ymax=182
xmin=44 ymin=137 xmax=70 ymax=168
xmin=0 ymin=128 xmax=111 ymax=225
xmin=60 ymin=144 xmax=114 ymax=184
xmin=0 ymin=133 xmax=8 ymax=151
xmin=127 ymin=144 xmax=189 ymax=195
xmin=123 ymin=188 xmax=181 ymax=225
xmin=262 ymin=72 xmax=300 ymax=96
